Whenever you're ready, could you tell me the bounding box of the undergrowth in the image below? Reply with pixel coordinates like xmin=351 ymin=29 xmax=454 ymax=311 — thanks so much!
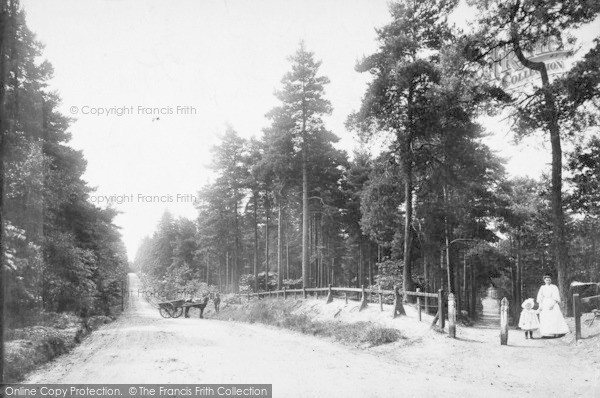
xmin=215 ymin=301 xmax=405 ymax=347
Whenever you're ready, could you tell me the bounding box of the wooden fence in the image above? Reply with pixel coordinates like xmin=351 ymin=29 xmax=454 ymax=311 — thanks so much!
xmin=136 ymin=283 xmax=491 ymax=339
xmin=240 ymin=284 xmax=456 ymax=334
xmin=573 ymin=293 xmax=600 ymax=342
xmin=136 ymin=283 xmax=521 ymax=343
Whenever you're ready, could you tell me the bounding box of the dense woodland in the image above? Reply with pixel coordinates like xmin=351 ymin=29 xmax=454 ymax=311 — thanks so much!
xmin=134 ymin=1 xmax=600 ymax=318
xmin=1 ymin=1 xmax=129 ymax=325
xmin=1 ymin=0 xmax=600 ymax=332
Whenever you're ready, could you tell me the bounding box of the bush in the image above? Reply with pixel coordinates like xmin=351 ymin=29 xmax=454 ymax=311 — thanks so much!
xmin=362 ymin=326 xmax=404 ymax=346
xmin=247 ymin=302 xmax=276 ymax=324
xmin=4 ymin=328 xmax=78 ymax=382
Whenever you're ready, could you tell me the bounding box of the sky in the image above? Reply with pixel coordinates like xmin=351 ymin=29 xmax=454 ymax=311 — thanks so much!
xmin=19 ymin=0 xmax=600 ymax=260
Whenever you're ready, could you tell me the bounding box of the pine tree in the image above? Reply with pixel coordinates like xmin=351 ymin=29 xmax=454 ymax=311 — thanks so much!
xmin=467 ymin=0 xmax=600 ymax=306
xmin=270 ymin=43 xmax=333 ymax=288
xmin=349 ymin=0 xmax=458 ymax=294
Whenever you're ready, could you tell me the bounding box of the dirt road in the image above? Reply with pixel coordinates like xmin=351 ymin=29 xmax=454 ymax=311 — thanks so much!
xmin=25 ymin=274 xmax=599 ymax=397
xmin=25 ymin=274 xmax=506 ymax=397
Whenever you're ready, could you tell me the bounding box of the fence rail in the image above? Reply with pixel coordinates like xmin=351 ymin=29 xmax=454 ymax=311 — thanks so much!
xmin=240 ymin=284 xmax=448 ymax=331
xmin=573 ymin=293 xmax=600 ymax=342
xmin=136 ymin=282 xmax=521 ymax=343
xmin=136 ymin=284 xmax=445 ymax=328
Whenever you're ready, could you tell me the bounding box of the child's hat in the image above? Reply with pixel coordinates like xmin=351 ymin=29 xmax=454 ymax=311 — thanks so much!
xmin=521 ymin=298 xmax=535 ymax=309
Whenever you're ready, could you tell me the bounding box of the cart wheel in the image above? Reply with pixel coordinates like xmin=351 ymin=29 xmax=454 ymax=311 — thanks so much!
xmin=159 ymin=306 xmax=172 ymax=318
xmin=172 ymin=306 xmax=183 ymax=318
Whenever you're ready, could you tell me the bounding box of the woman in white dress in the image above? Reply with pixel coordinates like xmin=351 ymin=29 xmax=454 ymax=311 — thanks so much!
xmin=536 ymin=275 xmax=570 ymax=337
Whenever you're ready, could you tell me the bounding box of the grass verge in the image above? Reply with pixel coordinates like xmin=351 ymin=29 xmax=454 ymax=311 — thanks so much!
xmin=214 ymin=300 xmax=405 ymax=347
xmin=4 ymin=313 xmax=114 ymax=382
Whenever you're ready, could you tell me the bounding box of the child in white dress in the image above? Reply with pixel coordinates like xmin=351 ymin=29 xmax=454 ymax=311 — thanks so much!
xmin=518 ymin=298 xmax=539 ymax=339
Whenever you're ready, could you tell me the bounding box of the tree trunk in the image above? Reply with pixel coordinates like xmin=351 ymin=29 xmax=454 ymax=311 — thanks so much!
xmin=368 ymin=242 xmax=373 ymax=287
xmin=462 ymin=251 xmax=467 ymax=315
xmin=277 ymin=201 xmax=283 ymax=289
xmin=402 ymin=168 xmax=414 ymax=296
xmin=302 ymin=143 xmax=309 ymax=288
xmin=515 ymin=238 xmax=522 ymax=313
xmin=285 ymin=220 xmax=290 ymax=279
xmin=265 ymin=206 xmax=270 ymax=291
xmin=225 ymin=252 xmax=229 ymax=292
xmin=511 ymin=26 xmax=569 ymax=311
xmin=233 ymin=196 xmax=240 ymax=293
xmin=443 ymin=185 xmax=454 ymax=295
xmin=470 ymin=262 xmax=476 ymax=318
xmin=253 ymin=193 xmax=259 ymax=292
xmin=218 ymin=255 xmax=223 ymax=292
xmin=358 ymin=236 xmax=363 ymax=288
xmin=205 ymin=255 xmax=210 ymax=285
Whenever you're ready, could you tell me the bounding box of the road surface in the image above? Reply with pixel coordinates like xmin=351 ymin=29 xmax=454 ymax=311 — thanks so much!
xmin=25 ymin=273 xmax=518 ymax=397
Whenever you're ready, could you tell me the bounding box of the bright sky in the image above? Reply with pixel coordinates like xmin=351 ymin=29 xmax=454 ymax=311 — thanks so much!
xmin=20 ymin=0 xmax=599 ymax=260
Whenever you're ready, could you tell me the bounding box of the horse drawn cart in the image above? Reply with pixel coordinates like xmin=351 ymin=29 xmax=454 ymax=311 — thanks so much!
xmin=158 ymin=297 xmax=210 ymax=319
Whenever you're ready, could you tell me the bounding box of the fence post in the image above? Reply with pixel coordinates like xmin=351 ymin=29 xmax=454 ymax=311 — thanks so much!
xmin=326 ymin=284 xmax=333 ymax=304
xmin=345 ymin=292 xmax=348 ymax=304
xmin=393 ymin=286 xmax=406 ymax=318
xmin=438 ymin=289 xmax=445 ymax=329
xmin=303 ymin=287 xmax=307 ymax=299
xmin=573 ymin=293 xmax=581 ymax=342
xmin=359 ymin=285 xmax=368 ymax=311
xmin=416 ymin=288 xmax=422 ymax=322
xmin=500 ymin=297 xmax=509 ymax=345
xmin=378 ymin=288 xmax=383 ymax=312
xmin=283 ymin=287 xmax=287 ymax=300
xmin=448 ymin=293 xmax=456 ymax=338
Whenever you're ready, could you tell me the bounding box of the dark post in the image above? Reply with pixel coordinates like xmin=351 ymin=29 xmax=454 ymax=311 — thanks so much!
xmin=345 ymin=292 xmax=348 ymax=304
xmin=393 ymin=286 xmax=406 ymax=318
xmin=378 ymin=288 xmax=383 ymax=312
xmin=416 ymin=288 xmax=422 ymax=322
xmin=359 ymin=285 xmax=368 ymax=311
xmin=438 ymin=289 xmax=445 ymax=329
xmin=326 ymin=284 xmax=333 ymax=304
xmin=283 ymin=287 xmax=287 ymax=300
xmin=500 ymin=297 xmax=509 ymax=345
xmin=303 ymin=287 xmax=307 ymax=299
xmin=448 ymin=293 xmax=456 ymax=338
xmin=573 ymin=293 xmax=581 ymax=342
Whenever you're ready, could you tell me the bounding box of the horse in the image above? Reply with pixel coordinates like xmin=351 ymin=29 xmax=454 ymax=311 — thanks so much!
xmin=184 ymin=295 xmax=210 ymax=318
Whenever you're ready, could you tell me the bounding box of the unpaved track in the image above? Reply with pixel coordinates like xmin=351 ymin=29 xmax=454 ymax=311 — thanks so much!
xmin=24 ymin=274 xmax=513 ymax=397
